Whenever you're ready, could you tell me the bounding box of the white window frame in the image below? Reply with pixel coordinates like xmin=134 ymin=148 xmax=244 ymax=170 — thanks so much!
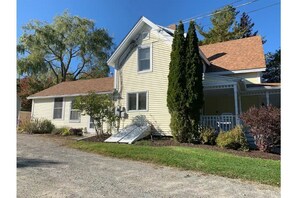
xmin=137 ymin=43 xmax=153 ymax=73
xmin=53 ymin=97 xmax=64 ymax=120
xmin=127 ymin=91 xmax=148 ymax=112
xmin=69 ymin=100 xmax=81 ymax=123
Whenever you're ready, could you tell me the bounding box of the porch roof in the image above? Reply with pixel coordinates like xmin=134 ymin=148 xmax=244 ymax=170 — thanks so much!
xmin=203 ymin=74 xmax=241 ymax=90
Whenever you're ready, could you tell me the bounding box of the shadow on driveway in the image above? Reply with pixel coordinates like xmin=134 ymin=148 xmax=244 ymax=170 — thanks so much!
xmin=17 ymin=157 xmax=65 ymax=168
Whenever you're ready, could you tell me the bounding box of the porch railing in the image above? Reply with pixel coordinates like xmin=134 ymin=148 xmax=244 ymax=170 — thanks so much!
xmin=200 ymin=115 xmax=236 ymax=131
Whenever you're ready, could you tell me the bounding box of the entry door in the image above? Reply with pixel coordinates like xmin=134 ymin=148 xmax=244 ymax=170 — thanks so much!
xmin=87 ymin=117 xmax=96 ymax=134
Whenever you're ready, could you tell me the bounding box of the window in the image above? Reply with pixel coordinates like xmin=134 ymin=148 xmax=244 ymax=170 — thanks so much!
xmin=53 ymin=98 xmax=63 ymax=119
xmin=127 ymin=92 xmax=147 ymax=111
xmin=70 ymin=101 xmax=81 ymax=122
xmin=89 ymin=117 xmax=95 ymax=129
xmin=138 ymin=45 xmax=151 ymax=72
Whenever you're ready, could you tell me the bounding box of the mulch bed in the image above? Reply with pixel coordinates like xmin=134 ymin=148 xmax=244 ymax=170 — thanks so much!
xmin=80 ymin=134 xmax=280 ymax=161
xmin=143 ymin=138 xmax=280 ymax=161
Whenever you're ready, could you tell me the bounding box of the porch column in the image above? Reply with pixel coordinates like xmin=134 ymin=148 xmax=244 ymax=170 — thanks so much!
xmin=266 ymin=91 xmax=270 ymax=106
xmin=233 ymin=85 xmax=240 ymax=125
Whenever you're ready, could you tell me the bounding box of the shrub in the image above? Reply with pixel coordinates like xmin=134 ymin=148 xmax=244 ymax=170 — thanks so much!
xmin=240 ymin=105 xmax=280 ymax=152
xmin=60 ymin=127 xmax=70 ymax=136
xmin=23 ymin=119 xmax=55 ymax=134
xmin=216 ymin=126 xmax=249 ymax=151
xmin=199 ymin=127 xmax=217 ymax=145
xmin=69 ymin=128 xmax=83 ymax=136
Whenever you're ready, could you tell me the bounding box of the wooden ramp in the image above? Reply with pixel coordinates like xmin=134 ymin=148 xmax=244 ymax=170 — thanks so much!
xmin=104 ymin=125 xmax=151 ymax=144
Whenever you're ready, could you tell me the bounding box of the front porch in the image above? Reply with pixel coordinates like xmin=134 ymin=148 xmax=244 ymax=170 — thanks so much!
xmin=200 ymin=74 xmax=280 ymax=131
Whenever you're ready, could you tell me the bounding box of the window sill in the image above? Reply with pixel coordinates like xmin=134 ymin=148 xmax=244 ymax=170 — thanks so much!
xmin=69 ymin=120 xmax=81 ymax=123
xmin=137 ymin=69 xmax=152 ymax=74
xmin=127 ymin=109 xmax=148 ymax=113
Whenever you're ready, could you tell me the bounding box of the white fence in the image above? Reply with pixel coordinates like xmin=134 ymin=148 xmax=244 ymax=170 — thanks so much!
xmin=200 ymin=115 xmax=236 ymax=131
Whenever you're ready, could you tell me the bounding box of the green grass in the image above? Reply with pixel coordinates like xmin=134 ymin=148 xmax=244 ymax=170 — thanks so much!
xmin=70 ymin=141 xmax=280 ymax=186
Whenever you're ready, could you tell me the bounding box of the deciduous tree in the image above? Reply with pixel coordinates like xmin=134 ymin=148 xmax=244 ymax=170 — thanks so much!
xmin=17 ymin=11 xmax=114 ymax=83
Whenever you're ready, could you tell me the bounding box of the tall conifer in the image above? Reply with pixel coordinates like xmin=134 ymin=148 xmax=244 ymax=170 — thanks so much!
xmin=167 ymin=21 xmax=190 ymax=142
xmin=185 ymin=21 xmax=204 ymax=139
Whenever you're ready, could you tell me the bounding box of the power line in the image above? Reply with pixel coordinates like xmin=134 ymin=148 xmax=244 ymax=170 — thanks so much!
xmin=181 ymin=0 xmax=259 ymax=24
xmin=181 ymin=0 xmax=245 ymax=23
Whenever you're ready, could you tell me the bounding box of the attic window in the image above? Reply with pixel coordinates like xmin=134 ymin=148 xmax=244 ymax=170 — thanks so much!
xmin=141 ymin=32 xmax=149 ymax=40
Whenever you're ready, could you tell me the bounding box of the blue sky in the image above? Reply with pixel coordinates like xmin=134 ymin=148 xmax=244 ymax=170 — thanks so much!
xmin=17 ymin=0 xmax=280 ymax=54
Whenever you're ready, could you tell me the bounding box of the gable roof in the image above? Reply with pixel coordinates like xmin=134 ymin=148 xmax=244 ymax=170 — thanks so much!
xmin=107 ymin=16 xmax=174 ymax=67
xmin=200 ymin=36 xmax=266 ymax=72
xmin=28 ymin=77 xmax=114 ymax=99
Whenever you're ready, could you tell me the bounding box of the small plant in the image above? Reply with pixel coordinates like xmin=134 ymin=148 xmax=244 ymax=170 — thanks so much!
xmin=199 ymin=127 xmax=217 ymax=145
xmin=240 ymin=105 xmax=280 ymax=152
xmin=216 ymin=126 xmax=249 ymax=151
xmin=69 ymin=128 xmax=83 ymax=136
xmin=60 ymin=127 xmax=70 ymax=136
xmin=23 ymin=119 xmax=55 ymax=134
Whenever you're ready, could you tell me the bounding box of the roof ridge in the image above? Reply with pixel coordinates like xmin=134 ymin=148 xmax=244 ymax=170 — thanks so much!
xmin=200 ymin=35 xmax=261 ymax=47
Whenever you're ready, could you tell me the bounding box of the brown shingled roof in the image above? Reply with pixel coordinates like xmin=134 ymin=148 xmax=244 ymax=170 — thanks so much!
xmin=199 ymin=36 xmax=266 ymax=72
xmin=28 ymin=77 xmax=114 ymax=98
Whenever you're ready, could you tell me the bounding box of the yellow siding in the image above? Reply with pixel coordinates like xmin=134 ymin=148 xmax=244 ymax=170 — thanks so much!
xmin=117 ymin=27 xmax=172 ymax=135
xmin=32 ymin=97 xmax=109 ymax=133
xmin=227 ymin=72 xmax=262 ymax=84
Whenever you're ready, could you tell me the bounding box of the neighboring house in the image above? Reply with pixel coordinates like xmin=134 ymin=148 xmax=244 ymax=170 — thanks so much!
xmin=107 ymin=16 xmax=280 ymax=135
xmin=27 ymin=77 xmax=114 ymax=133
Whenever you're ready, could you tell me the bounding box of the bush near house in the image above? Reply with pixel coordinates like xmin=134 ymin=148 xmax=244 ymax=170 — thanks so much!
xmin=216 ymin=126 xmax=249 ymax=151
xmin=199 ymin=127 xmax=217 ymax=145
xmin=23 ymin=119 xmax=55 ymax=134
xmin=240 ymin=105 xmax=280 ymax=152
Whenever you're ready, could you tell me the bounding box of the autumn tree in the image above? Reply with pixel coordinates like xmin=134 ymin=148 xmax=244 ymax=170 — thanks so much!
xmin=17 ymin=11 xmax=114 ymax=83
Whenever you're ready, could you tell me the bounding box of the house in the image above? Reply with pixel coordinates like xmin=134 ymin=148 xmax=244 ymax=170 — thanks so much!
xmin=27 ymin=77 xmax=114 ymax=133
xmin=28 ymin=16 xmax=280 ymax=136
xmin=107 ymin=16 xmax=280 ymax=135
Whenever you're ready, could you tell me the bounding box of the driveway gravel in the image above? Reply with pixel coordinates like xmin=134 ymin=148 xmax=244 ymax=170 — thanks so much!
xmin=17 ymin=134 xmax=280 ymax=198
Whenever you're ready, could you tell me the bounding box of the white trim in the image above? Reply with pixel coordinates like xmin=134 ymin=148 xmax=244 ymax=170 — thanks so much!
xmin=126 ymin=91 xmax=148 ymax=112
xmin=233 ymin=86 xmax=239 ymax=125
xmin=27 ymin=91 xmax=113 ymax=100
xmin=207 ymin=68 xmax=266 ymax=75
xmin=114 ymin=69 xmax=117 ymax=90
xmin=31 ymin=100 xmax=34 ymax=119
xmin=266 ymin=92 xmax=270 ymax=105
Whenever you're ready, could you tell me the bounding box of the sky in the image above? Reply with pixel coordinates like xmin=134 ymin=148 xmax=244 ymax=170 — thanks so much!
xmin=17 ymin=0 xmax=281 ymax=54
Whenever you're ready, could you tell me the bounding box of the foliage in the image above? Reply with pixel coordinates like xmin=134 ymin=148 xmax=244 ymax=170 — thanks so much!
xmin=238 ymin=12 xmax=258 ymax=38
xmin=73 ymin=92 xmax=116 ymax=136
xmin=23 ymin=119 xmax=55 ymax=134
xmin=216 ymin=126 xmax=249 ymax=151
xmin=69 ymin=128 xmax=83 ymax=136
xmin=199 ymin=127 xmax=217 ymax=145
xmin=169 ymin=111 xmax=192 ymax=143
xmin=167 ymin=21 xmax=190 ymax=142
xmin=196 ymin=6 xmax=260 ymax=45
xmin=61 ymin=128 xmax=71 ymax=136
xmin=262 ymin=49 xmax=281 ymax=83
xmin=71 ymin=141 xmax=280 ymax=186
xmin=240 ymin=105 xmax=280 ymax=152
xmin=17 ymin=11 xmax=114 ymax=83
xmin=17 ymin=73 xmax=56 ymax=111
xmin=185 ymin=21 xmax=204 ymax=139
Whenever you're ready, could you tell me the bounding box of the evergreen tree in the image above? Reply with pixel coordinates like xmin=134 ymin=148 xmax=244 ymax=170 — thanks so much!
xmin=239 ymin=12 xmax=258 ymax=38
xmin=167 ymin=21 xmax=190 ymax=142
xmin=185 ymin=21 xmax=204 ymax=140
xmin=196 ymin=6 xmax=262 ymax=45
xmin=262 ymin=49 xmax=281 ymax=83
xmin=196 ymin=5 xmax=242 ymax=45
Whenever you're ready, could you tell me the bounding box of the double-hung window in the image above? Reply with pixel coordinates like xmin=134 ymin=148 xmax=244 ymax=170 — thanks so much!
xmin=70 ymin=101 xmax=81 ymax=122
xmin=128 ymin=92 xmax=147 ymax=111
xmin=53 ymin=98 xmax=63 ymax=119
xmin=138 ymin=45 xmax=152 ymax=72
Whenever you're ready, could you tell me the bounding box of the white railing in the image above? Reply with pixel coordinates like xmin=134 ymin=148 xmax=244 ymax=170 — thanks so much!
xmin=200 ymin=115 xmax=236 ymax=131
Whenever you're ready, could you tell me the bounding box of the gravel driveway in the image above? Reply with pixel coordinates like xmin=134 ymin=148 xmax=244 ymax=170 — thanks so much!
xmin=17 ymin=134 xmax=280 ymax=198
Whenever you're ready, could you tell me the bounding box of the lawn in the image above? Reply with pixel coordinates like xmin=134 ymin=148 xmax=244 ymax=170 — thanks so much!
xmin=70 ymin=141 xmax=280 ymax=186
